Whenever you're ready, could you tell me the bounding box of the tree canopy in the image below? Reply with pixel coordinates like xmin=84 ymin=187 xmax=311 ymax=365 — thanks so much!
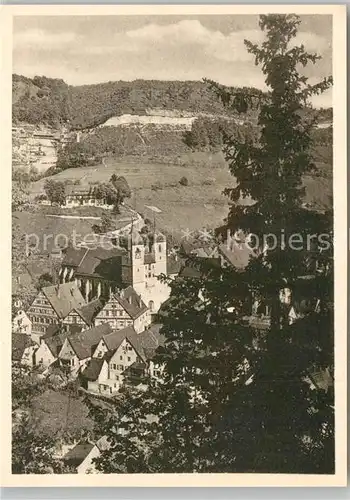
xmin=87 ymin=14 xmax=334 ymax=475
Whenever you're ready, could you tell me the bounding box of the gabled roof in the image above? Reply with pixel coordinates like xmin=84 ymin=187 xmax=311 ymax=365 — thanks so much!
xmin=12 ymin=334 xmax=35 ymax=361
xmin=126 ymin=326 xmax=165 ymax=363
xmin=63 ymin=442 xmax=95 ymax=467
xmin=42 ymin=282 xmax=86 ymax=319
xmin=115 ymin=286 xmax=148 ymax=320
xmin=75 ymin=298 xmax=103 ymax=326
xmin=45 ymin=332 xmax=68 ymax=357
xmin=68 ymin=323 xmax=113 ymax=360
xmin=102 ymin=326 xmax=137 ymax=352
xmin=101 ymin=324 xmax=164 ymax=363
xmin=82 ymin=358 xmax=105 ymax=381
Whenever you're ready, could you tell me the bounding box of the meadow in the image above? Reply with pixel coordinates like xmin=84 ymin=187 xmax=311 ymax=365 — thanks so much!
xmin=30 ymin=151 xmax=332 ymax=239
xmin=30 ymin=153 xmax=236 ymax=237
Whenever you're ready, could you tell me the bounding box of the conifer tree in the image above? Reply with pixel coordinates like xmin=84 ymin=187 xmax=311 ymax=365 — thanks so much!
xmin=88 ymin=14 xmax=334 ymax=474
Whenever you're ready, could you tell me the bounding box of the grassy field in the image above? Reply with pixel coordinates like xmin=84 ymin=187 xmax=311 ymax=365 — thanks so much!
xmin=29 ymin=152 xmax=332 ymax=238
xmin=30 ymin=153 xmax=235 ymax=236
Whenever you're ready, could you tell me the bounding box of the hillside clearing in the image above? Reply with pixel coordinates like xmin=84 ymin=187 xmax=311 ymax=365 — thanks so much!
xmin=29 ymin=154 xmax=332 ymax=237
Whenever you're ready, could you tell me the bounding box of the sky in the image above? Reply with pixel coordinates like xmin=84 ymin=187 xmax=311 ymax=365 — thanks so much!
xmin=13 ymin=15 xmax=333 ymax=108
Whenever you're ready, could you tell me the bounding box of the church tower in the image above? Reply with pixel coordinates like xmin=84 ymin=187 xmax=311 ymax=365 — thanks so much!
xmin=130 ymin=229 xmax=146 ymax=296
xmin=153 ymin=232 xmax=167 ymax=276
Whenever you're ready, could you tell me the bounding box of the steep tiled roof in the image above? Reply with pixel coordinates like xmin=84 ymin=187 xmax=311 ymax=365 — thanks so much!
xmin=82 ymin=358 xmax=105 ymax=381
xmin=42 ymin=282 xmax=86 ymax=319
xmin=45 ymin=332 xmax=68 ymax=357
xmin=103 ymin=326 xmax=137 ymax=352
xmin=69 ymin=323 xmax=113 ymax=360
xmin=101 ymin=324 xmax=164 ymax=363
xmin=127 ymin=326 xmax=165 ymax=362
xmin=75 ymin=298 xmax=103 ymax=326
xmin=12 ymin=334 xmax=35 ymax=361
xmin=62 ymin=246 xmax=126 ymax=282
xmin=63 ymin=442 xmax=95 ymax=467
xmin=41 ymin=323 xmax=83 ymax=340
xmin=77 ymin=248 xmax=125 ymax=281
xmin=116 ymin=286 xmax=148 ymax=319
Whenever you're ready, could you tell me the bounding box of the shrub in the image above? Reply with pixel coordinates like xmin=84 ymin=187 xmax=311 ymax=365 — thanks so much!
xmin=151 ymin=182 xmax=163 ymax=191
xmin=179 ymin=176 xmax=189 ymax=187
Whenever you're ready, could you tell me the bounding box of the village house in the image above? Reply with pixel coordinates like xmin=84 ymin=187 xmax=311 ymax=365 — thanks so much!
xmin=94 ymin=286 xmax=150 ymax=333
xmin=62 ymin=436 xmax=109 ymax=474
xmin=12 ymin=334 xmax=37 ymax=367
xmin=58 ymin=323 xmax=113 ymax=377
xmin=34 ymin=331 xmax=68 ymax=368
xmin=62 ymin=298 xmax=103 ymax=330
xmin=82 ymin=324 xmax=164 ymax=396
xmin=62 ymin=442 xmax=100 ymax=474
xmin=26 ymin=282 xmax=86 ymax=343
xmin=63 ymin=185 xmax=114 ymax=210
xmin=12 ymin=310 xmax=32 ymax=335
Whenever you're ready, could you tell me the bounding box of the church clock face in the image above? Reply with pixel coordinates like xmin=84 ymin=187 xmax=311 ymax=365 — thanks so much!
xmin=135 ymin=249 xmax=141 ymax=259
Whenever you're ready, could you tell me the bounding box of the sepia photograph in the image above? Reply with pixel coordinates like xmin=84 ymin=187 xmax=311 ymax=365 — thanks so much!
xmin=1 ymin=4 xmax=347 ymax=488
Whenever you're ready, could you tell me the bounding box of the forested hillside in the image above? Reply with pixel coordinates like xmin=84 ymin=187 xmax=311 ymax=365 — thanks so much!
xmin=13 ymin=74 xmax=332 ymax=130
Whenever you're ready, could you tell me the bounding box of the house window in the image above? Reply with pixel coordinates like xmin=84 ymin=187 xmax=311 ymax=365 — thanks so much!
xmin=120 ymin=355 xmax=123 ymax=360
xmin=127 ymin=356 xmax=131 ymax=362
xmin=112 ymin=363 xmax=116 ymax=370
xmin=127 ymin=345 xmax=132 ymax=351
xmin=158 ymin=245 xmax=162 ymax=252
xmin=71 ymin=359 xmax=75 ymax=366
xmin=117 ymin=364 xmax=124 ymax=370
xmin=148 ymin=301 xmax=154 ymax=312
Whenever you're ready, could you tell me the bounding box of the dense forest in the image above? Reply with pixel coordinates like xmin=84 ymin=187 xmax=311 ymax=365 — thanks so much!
xmin=13 ymin=74 xmax=333 ymax=130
